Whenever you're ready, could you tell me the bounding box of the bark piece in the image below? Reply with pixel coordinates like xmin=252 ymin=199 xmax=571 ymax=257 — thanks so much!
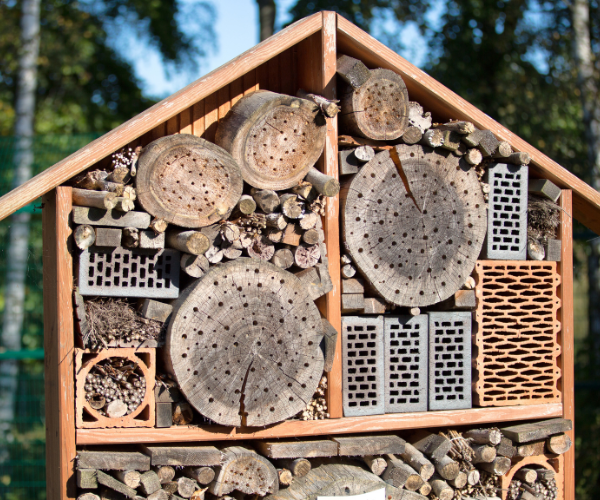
xmin=96 ymin=470 xmax=138 ymax=499
xmin=78 ymin=451 xmax=150 ymax=471
xmin=251 ymin=189 xmax=281 ymax=213
xmin=476 ymin=456 xmax=511 ymax=475
xmin=75 ymin=224 xmax=96 ymax=250
xmin=304 ymin=168 xmax=340 ymax=197
xmin=528 ymin=179 xmax=562 ymax=202
xmin=255 ymin=439 xmax=338 ymax=459
xmin=502 ymin=418 xmax=572 ymax=443
xmin=407 ymin=102 xmax=432 ymax=133
xmin=341 ymin=144 xmax=487 ymax=307
xmin=216 ymin=90 xmax=326 ymax=190
xmin=410 ymin=431 xmax=452 ymax=461
xmin=546 ymin=433 xmax=572 ymax=454
xmin=166 ymin=230 xmax=209 ymax=255
xmin=180 ymin=253 xmax=210 ymax=278
xmin=497 ymin=437 xmax=516 ymax=458
xmin=383 ymin=455 xmax=424 ymax=490
xmin=122 ymin=227 xmax=140 ymax=248
xmin=431 ymin=455 xmax=460 ymax=480
xmin=401 ymin=126 xmax=423 ymax=145
xmin=72 ymin=207 xmax=151 ymax=228
xmin=140 ymin=230 xmax=166 ymax=249
xmin=440 ymin=121 xmax=475 ymax=135
xmin=439 ymin=129 xmax=461 ymax=151
xmin=336 ymin=54 xmax=371 ymax=89
xmin=333 ymin=435 xmax=406 ymax=456
xmin=115 ymin=470 xmax=141 ymax=489
xmin=342 ymin=293 xmax=365 ymax=313
xmin=294 ymin=243 xmax=320 ymax=268
xmin=321 ymin=317 xmax=338 ymax=372
xmin=398 ymin=443 xmax=434 ymax=481
xmin=361 ymin=456 xmax=387 ymax=476
xmin=471 ymin=445 xmax=497 ymax=463
xmin=73 ymin=188 xmax=118 ymax=210
xmin=340 ymin=68 xmax=409 ymax=141
xmin=165 ymin=259 xmax=324 ymax=427
xmin=140 ymin=299 xmax=172 ymax=323
xmin=139 ymin=471 xmax=162 ymax=496
xmin=537 ymin=468 xmax=555 ymax=481
xmin=136 ymin=134 xmax=243 ymax=228
xmin=78 ymin=469 xmax=99 ymax=489
xmin=184 ymin=467 xmax=215 ymax=485
xmin=210 ymin=446 xmax=279 ymax=496
xmin=464 ymin=428 xmax=502 ymax=445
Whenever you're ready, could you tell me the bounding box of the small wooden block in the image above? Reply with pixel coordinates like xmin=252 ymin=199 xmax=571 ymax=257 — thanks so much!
xmin=341 ymin=278 xmax=364 ymax=294
xmin=437 ymin=290 xmax=476 ymax=310
xmin=321 ymin=317 xmax=339 ymax=373
xmin=362 ymin=297 xmax=386 ymax=314
xmin=502 ymin=418 xmax=572 ymax=443
xmin=528 ymin=179 xmax=562 ymax=202
xmin=515 ymin=440 xmax=546 ymax=458
xmin=339 ymin=149 xmax=361 ymax=175
xmin=96 ymin=471 xmax=138 ymax=499
xmin=281 ymin=223 xmax=302 ymax=246
xmin=411 ymin=431 xmax=452 ymax=461
xmin=139 ymin=471 xmax=162 ymax=496
xmin=156 ymin=402 xmax=173 ymax=428
xmin=496 ymin=437 xmax=516 ymax=458
xmin=78 ymin=451 xmax=151 ymax=471
xmin=545 ymin=239 xmax=562 ymax=262
xmin=73 ymin=207 xmax=151 ymax=228
xmin=155 ymin=385 xmax=181 ymax=403
xmin=140 ymin=299 xmax=173 ymax=323
xmin=140 ymin=445 xmax=222 ymax=466
xmin=255 ymin=439 xmax=338 ymax=459
xmin=140 ymin=230 xmax=166 ymax=249
xmin=94 ymin=227 xmax=122 ymax=247
xmin=342 ymin=293 xmax=364 ymax=313
xmin=77 ymin=469 xmax=99 ymax=489
xmin=332 ymin=435 xmax=406 ymax=456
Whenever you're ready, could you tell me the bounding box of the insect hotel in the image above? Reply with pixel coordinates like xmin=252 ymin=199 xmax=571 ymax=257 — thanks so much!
xmin=1 ymin=11 xmax=595 ymax=500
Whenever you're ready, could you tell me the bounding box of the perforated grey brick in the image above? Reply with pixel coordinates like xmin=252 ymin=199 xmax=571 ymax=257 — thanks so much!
xmin=428 ymin=312 xmax=472 ymax=411
xmin=79 ymin=246 xmax=180 ymax=298
xmin=483 ymin=163 xmax=528 ymax=260
xmin=384 ymin=315 xmax=428 ymax=413
xmin=342 ymin=315 xmax=384 ymax=417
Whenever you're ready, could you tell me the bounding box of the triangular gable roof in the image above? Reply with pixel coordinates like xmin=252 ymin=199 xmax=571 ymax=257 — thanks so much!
xmin=0 ymin=11 xmax=598 ymax=232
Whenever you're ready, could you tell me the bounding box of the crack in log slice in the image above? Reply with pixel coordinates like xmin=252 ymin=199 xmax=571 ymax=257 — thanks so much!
xmin=266 ymin=464 xmax=419 ymax=500
xmin=136 ymin=134 xmax=243 ymax=228
xmin=216 ymin=90 xmax=327 ymax=190
xmin=340 ymin=69 xmax=409 ymax=141
xmin=342 ymin=145 xmax=487 ymax=307
xmin=166 ymin=258 xmax=324 ymax=427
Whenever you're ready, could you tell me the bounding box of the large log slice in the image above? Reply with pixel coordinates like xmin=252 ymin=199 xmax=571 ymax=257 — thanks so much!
xmin=136 ymin=134 xmax=243 ymax=228
xmin=216 ymin=90 xmax=327 ymax=190
xmin=341 ymin=144 xmax=487 ymax=307
xmin=339 ymin=69 xmax=409 ymax=141
xmin=165 ymin=258 xmax=324 ymax=427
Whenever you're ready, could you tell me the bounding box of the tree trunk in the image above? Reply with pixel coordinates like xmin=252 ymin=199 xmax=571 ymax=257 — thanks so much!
xmin=256 ymin=0 xmax=276 ymax=42
xmin=0 ymin=0 xmax=40 ymax=450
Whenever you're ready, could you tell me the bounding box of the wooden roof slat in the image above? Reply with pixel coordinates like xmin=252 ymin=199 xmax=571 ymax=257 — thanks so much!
xmin=336 ymin=15 xmax=600 ymax=234
xmin=0 ymin=13 xmax=323 ymax=222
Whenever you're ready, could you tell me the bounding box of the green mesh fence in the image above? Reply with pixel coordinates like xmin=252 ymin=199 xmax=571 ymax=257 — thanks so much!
xmin=0 ymin=134 xmax=101 ymax=500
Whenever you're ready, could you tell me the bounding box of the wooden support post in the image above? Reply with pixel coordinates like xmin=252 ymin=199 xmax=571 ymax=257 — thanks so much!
xmin=43 ymin=186 xmax=77 ymax=500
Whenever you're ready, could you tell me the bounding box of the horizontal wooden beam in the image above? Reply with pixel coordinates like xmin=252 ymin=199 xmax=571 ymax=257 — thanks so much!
xmin=77 ymin=403 xmax=562 ymax=445
xmin=0 ymin=13 xmax=323 ymax=223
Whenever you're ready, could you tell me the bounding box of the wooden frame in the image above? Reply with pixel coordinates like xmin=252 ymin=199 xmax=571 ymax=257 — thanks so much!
xmin=38 ymin=13 xmax=577 ymax=500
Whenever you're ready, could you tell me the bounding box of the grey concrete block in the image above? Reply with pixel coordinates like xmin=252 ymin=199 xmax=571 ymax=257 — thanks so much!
xmin=339 ymin=149 xmax=361 ymax=175
xmin=483 ymin=163 xmax=528 ymax=260
xmin=95 ymin=227 xmax=122 ymax=247
xmin=342 ymin=315 xmax=385 ymax=417
xmin=428 ymin=312 xmax=472 ymax=411
xmin=79 ymin=247 xmax=180 ymax=298
xmin=384 ymin=315 xmax=428 ymax=413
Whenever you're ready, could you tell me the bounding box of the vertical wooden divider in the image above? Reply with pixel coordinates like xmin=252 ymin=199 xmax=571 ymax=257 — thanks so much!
xmin=559 ymin=190 xmax=574 ymax=500
xmin=43 ymin=186 xmax=76 ymax=500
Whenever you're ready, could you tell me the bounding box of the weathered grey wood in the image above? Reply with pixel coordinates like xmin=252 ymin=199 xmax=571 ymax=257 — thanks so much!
xmin=471 ymin=445 xmax=496 ymax=463
xmin=546 ymin=433 xmax=572 ymax=454
xmin=515 ymin=468 xmax=538 ymax=484
xmin=78 ymin=451 xmax=151 ymax=471
xmin=341 ymin=278 xmax=364 ymax=294
xmin=430 ymin=477 xmax=453 ymax=500
xmin=355 ymin=145 xmax=376 ymax=163
xmin=333 ymin=435 xmax=406 ymax=456
xmin=439 ymin=129 xmax=461 ymax=151
xmin=467 ymin=469 xmax=480 ymax=486
xmin=407 ymin=102 xmax=432 ymax=133
xmin=464 ymin=428 xmax=502 ymax=446
xmin=515 ymin=440 xmax=546 ymax=458
xmin=155 ymin=382 xmax=180 ymax=403
xmin=431 ymin=455 xmax=460 ymax=481
xmin=401 ymin=126 xmax=423 ymax=145
xmin=296 ymin=89 xmax=341 ymax=118
xmin=528 ymin=178 xmax=562 ymax=202
xmin=475 ymin=130 xmax=500 ymax=156
xmin=493 ymin=141 xmax=513 ymax=158
xmin=321 ymin=317 xmax=338 ymax=373
xmin=536 ymin=469 xmax=555 ymax=481
xmin=339 ymin=68 xmax=409 ymax=141
xmin=363 ymin=297 xmax=386 ymax=314
xmin=339 ymin=149 xmax=361 ymax=176
xmin=216 ymin=90 xmax=326 ymax=191
xmin=78 ymin=469 xmax=99 ymax=489
xmin=476 ymin=457 xmax=511 ymax=475
xmin=247 ymin=235 xmax=275 ymax=261
xmin=266 ymin=213 xmax=287 ymax=231
xmin=184 ymin=467 xmax=215 ymax=485
xmin=299 ymin=212 xmax=318 ymax=230
xmin=165 ymin=259 xmax=323 ymax=427
xmin=301 ymin=228 xmax=320 ymax=245
xmin=410 ymin=431 xmax=452 ymax=461
xmin=341 ymin=144 xmax=487 ymax=307
xmin=73 ymin=188 xmax=118 ymax=210
xmin=341 ymin=293 xmax=365 ymax=313
xmin=418 ymin=482 xmax=431 ymax=496
xmin=398 ymin=443 xmax=434 ymax=481
xmin=295 ymin=267 xmax=325 ymax=300
xmin=140 ymin=445 xmax=222 ymax=467
xmin=96 ymin=470 xmax=138 ymax=499
xmin=177 ymin=477 xmax=198 ymax=498
xmin=496 ymin=437 xmax=516 ymax=458
xmin=336 ymin=54 xmax=371 ymax=89
xmin=75 ymin=224 xmax=96 ymax=250
xmin=114 ymin=197 xmax=135 ymax=213
xmin=139 ymin=471 xmax=162 ymax=496
xmin=166 ymin=230 xmax=209 ymax=255
xmin=341 ymin=263 xmax=356 ymax=279
xmin=448 ymin=471 xmax=467 ymax=489
xmin=280 ymin=194 xmax=304 ymax=219
xmin=294 ymin=243 xmax=320 ymax=268
xmin=137 ymin=134 xmax=243 ymax=228
xmin=210 ymin=446 xmax=278 ymax=496
xmin=139 ymin=299 xmax=172 ymax=323
xmin=383 ymin=455 xmax=423 ymax=490
xmin=114 ymin=470 xmax=141 ymax=489
xmin=502 ymin=418 xmax=573 ymax=443
xmin=180 ymin=253 xmax=210 ymax=278
xmin=140 ymin=230 xmax=165 ymax=249
xmin=255 ymin=439 xmax=338 ymax=459
xmin=234 ymin=195 xmax=257 ymax=216
xmin=148 ymin=490 xmax=169 ymax=500
xmin=222 ymin=244 xmax=243 ymax=260
xmin=271 ymin=248 xmax=294 ymax=269
xmin=545 ymin=238 xmax=562 ymax=261
xmin=361 ymin=456 xmax=387 ymax=476
xmin=304 ymin=168 xmax=340 ymax=197
xmin=155 ymin=402 xmax=173 ymax=428
xmin=251 ymin=189 xmax=281 ymax=214
xmin=93 ymin=227 xmax=122 ymax=248
xmin=72 ymin=207 xmax=151 ymax=228
xmin=162 ymin=482 xmax=179 ymax=495
xmin=440 ymin=121 xmax=475 ymax=135
xmin=504 ymin=151 xmax=531 ymax=165
xmin=275 ymin=459 xmax=311 ymax=478
xmin=78 ymin=494 xmax=100 ymax=500
xmin=153 ymin=466 xmax=175 ymax=484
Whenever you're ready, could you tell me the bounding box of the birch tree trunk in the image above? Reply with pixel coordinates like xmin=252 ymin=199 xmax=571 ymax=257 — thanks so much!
xmin=256 ymin=0 xmax=276 ymax=41
xmin=571 ymin=0 xmax=600 ymax=377
xmin=0 ymin=0 xmax=41 ymax=440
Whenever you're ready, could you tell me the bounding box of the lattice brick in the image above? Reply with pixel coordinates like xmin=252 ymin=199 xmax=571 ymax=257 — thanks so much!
xmin=342 ymin=316 xmax=385 ymax=417
xmin=473 ymin=261 xmax=562 ymax=407
xmin=483 ymin=163 xmax=528 ymax=260
xmin=428 ymin=312 xmax=472 ymax=411
xmin=384 ymin=315 xmax=428 ymax=413
xmin=78 ymin=247 xmax=180 ymax=298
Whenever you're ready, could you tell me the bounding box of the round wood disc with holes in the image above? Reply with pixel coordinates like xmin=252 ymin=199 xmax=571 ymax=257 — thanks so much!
xmin=339 ymin=69 xmax=409 ymax=141
xmin=136 ymin=134 xmax=243 ymax=228
xmin=166 ymin=258 xmax=324 ymax=427
xmin=342 ymin=144 xmax=487 ymax=307
xmin=216 ymin=90 xmax=327 ymax=190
